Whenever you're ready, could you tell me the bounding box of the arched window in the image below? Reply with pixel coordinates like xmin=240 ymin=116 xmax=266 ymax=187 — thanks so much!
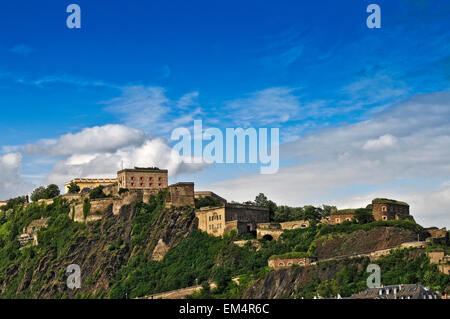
xmin=279 ymin=262 xmax=285 ymax=267
xmin=381 ymin=206 xmax=387 ymax=212
xmin=382 ymin=215 xmax=388 ymax=221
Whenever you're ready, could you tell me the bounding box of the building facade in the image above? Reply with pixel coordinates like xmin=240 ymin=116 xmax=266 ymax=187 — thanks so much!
xmin=196 ymin=204 xmax=270 ymax=236
xmin=372 ymin=198 xmax=410 ymax=221
xmin=268 ymin=257 xmax=317 ymax=270
xmin=117 ymin=167 xmax=168 ymax=190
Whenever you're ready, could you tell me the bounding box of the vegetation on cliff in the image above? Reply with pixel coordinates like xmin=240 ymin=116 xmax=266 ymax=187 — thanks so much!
xmin=0 ymin=191 xmax=448 ymax=299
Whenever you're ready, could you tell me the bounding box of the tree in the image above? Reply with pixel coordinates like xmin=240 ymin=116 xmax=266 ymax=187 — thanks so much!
xmin=67 ymin=182 xmax=80 ymax=194
xmin=30 ymin=184 xmax=60 ymax=202
xmin=353 ymin=208 xmax=375 ymax=224
xmin=83 ymin=198 xmax=91 ymax=219
xmin=30 ymin=186 xmax=47 ymax=202
xmin=46 ymin=184 xmax=60 ymax=198
xmin=316 ymin=279 xmax=340 ymax=298
xmin=89 ymin=186 xmax=107 ymax=200
xmin=254 ymin=193 xmax=277 ymax=220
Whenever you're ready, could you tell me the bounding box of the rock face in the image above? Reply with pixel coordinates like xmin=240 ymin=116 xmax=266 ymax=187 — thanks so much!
xmin=0 ymin=202 xmax=198 ymax=298
xmin=244 ymin=259 xmax=366 ymax=299
xmin=244 ymin=226 xmax=418 ymax=299
xmin=314 ymin=227 xmax=416 ymax=260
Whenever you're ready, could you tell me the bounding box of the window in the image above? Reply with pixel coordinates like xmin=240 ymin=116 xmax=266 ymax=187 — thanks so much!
xmin=140 ymin=183 xmax=144 ymax=187
xmin=287 ymin=262 xmax=292 ymax=266
xmin=131 ymin=176 xmax=135 ymax=181
xmin=279 ymin=263 xmax=285 ymax=267
xmin=346 ymin=218 xmax=351 ymax=221
xmin=158 ymin=183 xmax=161 ymax=187
xmin=149 ymin=177 xmax=153 ymax=181
xmin=131 ymin=182 xmax=135 ymax=187
xmin=382 ymin=215 xmax=388 ymax=221
xmin=336 ymin=218 xmax=340 ymax=223
xmin=140 ymin=176 xmax=143 ymax=181
xmin=158 ymin=177 xmax=162 ymax=181
xmin=149 ymin=183 xmax=153 ymax=187
xmin=382 ymin=206 xmax=387 ymax=212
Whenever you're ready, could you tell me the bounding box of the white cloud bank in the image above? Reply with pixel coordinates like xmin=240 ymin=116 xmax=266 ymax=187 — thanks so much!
xmin=201 ymin=92 xmax=450 ymax=228
xmin=23 ymin=124 xmax=207 ymax=191
xmin=0 ymin=153 xmax=34 ymax=200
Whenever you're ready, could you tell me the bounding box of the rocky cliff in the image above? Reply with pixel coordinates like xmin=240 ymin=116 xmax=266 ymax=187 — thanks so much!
xmin=0 ymin=200 xmax=197 ymax=298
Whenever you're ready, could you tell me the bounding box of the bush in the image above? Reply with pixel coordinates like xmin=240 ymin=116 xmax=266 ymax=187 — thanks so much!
xmin=118 ymin=188 xmax=129 ymax=195
xmin=89 ymin=186 xmax=108 ymax=200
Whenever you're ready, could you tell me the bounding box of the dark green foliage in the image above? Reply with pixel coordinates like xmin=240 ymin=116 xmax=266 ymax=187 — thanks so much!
xmin=83 ymin=198 xmax=91 ymax=219
xmin=318 ymin=219 xmax=425 ymax=237
xmin=0 ymin=198 xmax=86 ymax=297
xmin=89 ymin=186 xmax=108 ymax=200
xmin=30 ymin=184 xmax=60 ymax=202
xmin=353 ymin=208 xmax=375 ymax=224
xmin=67 ymin=182 xmax=81 ymax=194
xmin=194 ymin=196 xmax=222 ymax=209
xmin=1 ymin=196 xmax=28 ymax=211
xmin=118 ymin=188 xmax=129 ymax=195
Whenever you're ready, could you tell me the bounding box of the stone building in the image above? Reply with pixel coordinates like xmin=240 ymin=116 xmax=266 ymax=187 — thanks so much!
xmin=65 ymin=178 xmax=117 ymax=193
xmin=196 ymin=203 xmax=270 ymax=236
xmin=18 ymin=218 xmax=48 ymax=246
xmin=349 ymin=284 xmax=441 ymax=299
xmin=371 ymin=198 xmax=410 ymax=221
xmin=167 ymin=182 xmax=195 ymax=207
xmin=425 ymin=227 xmax=447 ymax=239
xmin=328 ymin=209 xmax=355 ymax=225
xmin=0 ymin=201 xmax=7 ymax=208
xmin=325 ymin=198 xmax=412 ymax=225
xmin=194 ymin=191 xmax=227 ymax=204
xmin=268 ymin=257 xmax=317 ymax=270
xmin=117 ymin=167 xmax=168 ymax=190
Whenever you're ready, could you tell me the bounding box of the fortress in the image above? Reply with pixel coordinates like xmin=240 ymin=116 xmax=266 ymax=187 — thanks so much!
xmin=64 ymin=167 xmax=269 ymax=235
xmin=326 ymin=198 xmax=413 ymax=225
xmin=63 ymin=168 xmax=420 ymax=241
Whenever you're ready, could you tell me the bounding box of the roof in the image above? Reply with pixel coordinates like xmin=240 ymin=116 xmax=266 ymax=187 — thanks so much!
xmin=372 ymin=198 xmax=409 ymax=206
xmin=350 ymin=284 xmax=440 ymax=299
xmin=65 ymin=178 xmax=117 ymax=185
xmin=117 ymin=167 xmax=168 ymax=174
xmin=331 ymin=209 xmax=356 ymax=215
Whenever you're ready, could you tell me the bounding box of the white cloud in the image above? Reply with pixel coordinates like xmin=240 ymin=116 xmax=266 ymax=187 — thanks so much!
xmin=20 ymin=124 xmax=208 ymax=190
xmin=0 ymin=153 xmax=34 ymax=200
xmin=24 ymin=124 xmax=146 ymax=157
xmin=224 ymin=87 xmax=302 ymax=126
xmin=363 ymin=134 xmax=398 ymax=150
xmin=103 ymin=86 xmax=201 ymax=134
xmin=201 ymin=92 xmax=450 ymax=228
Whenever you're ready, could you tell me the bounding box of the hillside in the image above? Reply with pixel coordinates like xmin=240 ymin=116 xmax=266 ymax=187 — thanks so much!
xmin=0 ymin=193 xmax=197 ymax=298
xmin=314 ymin=226 xmax=417 ymax=259
xmin=243 ymin=249 xmax=429 ymax=298
xmin=0 ymin=192 xmax=448 ymax=299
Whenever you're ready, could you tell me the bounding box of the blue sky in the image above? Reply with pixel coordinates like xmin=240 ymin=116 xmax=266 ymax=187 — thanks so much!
xmin=1 ymin=0 xmax=450 ymax=227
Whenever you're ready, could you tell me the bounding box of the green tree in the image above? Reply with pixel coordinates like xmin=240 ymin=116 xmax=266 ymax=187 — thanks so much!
xmin=67 ymin=182 xmax=80 ymax=194
xmin=316 ymin=279 xmax=340 ymax=298
xmin=89 ymin=186 xmax=107 ymax=200
xmin=46 ymin=184 xmax=60 ymax=198
xmin=353 ymin=208 xmax=375 ymax=224
xmin=30 ymin=186 xmax=47 ymax=202
xmin=83 ymin=198 xmax=91 ymax=219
